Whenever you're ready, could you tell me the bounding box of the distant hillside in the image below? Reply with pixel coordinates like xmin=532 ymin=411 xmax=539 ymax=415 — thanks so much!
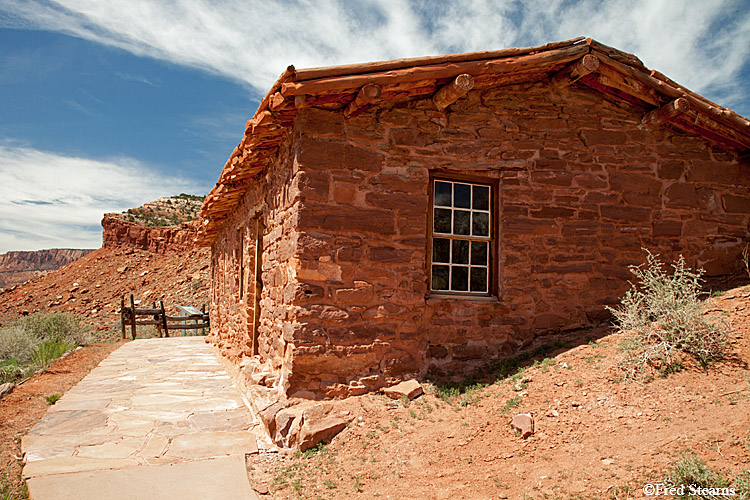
xmin=0 ymin=249 xmax=94 ymax=290
xmin=107 ymin=194 xmax=205 ymax=227
xmin=0 ymin=193 xmax=210 ymax=330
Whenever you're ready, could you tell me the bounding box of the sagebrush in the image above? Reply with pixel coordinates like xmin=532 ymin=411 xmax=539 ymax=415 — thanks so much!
xmin=0 ymin=312 xmax=92 ymax=383
xmin=607 ymin=250 xmax=728 ymax=379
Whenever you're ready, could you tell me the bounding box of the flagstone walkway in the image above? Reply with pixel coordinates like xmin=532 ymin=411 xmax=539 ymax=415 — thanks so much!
xmin=22 ymin=337 xmax=264 ymax=500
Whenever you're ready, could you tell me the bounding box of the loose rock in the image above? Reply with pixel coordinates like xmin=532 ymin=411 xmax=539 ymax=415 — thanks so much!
xmin=511 ymin=413 xmax=534 ymax=439
xmin=382 ymin=379 xmax=423 ymax=400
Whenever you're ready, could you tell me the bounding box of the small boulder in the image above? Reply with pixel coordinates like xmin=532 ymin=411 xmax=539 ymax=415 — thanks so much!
xmin=298 ymin=416 xmax=348 ymax=451
xmin=382 ymin=379 xmax=423 ymax=401
xmin=0 ymin=382 xmax=14 ymax=399
xmin=510 ymin=413 xmax=534 ymax=439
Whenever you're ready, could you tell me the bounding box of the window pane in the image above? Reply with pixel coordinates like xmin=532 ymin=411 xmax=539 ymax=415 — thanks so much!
xmin=472 ymin=212 xmax=489 ymax=236
xmin=471 ymin=241 xmax=488 ymax=266
xmin=432 ymin=265 xmax=449 ymax=290
xmin=470 ymin=267 xmax=488 ymax=292
xmin=454 ymin=183 xmax=471 ymax=208
xmin=453 ymin=210 xmax=470 ymax=235
xmin=434 ymin=208 xmax=452 ymax=233
xmin=473 ymin=185 xmax=490 ymax=210
xmin=433 ymin=238 xmax=450 ymax=263
xmin=452 ymin=240 xmax=469 ymax=264
xmin=434 ymin=181 xmax=452 ymax=207
xmin=451 ymin=266 xmax=469 ymax=291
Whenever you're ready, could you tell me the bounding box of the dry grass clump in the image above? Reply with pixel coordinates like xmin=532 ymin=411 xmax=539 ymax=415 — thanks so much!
xmin=607 ymin=250 xmax=729 ymax=379
xmin=0 ymin=312 xmax=92 ymax=383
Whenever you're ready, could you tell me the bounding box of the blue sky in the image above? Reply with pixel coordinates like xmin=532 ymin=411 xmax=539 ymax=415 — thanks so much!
xmin=1 ymin=0 xmax=749 ymax=252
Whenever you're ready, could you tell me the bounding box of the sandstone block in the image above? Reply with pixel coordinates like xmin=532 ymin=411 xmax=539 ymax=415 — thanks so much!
xmin=298 ymin=416 xmax=348 ymax=451
xmin=334 ymin=281 xmax=374 ymax=303
xmin=299 ymin=204 xmax=396 ymax=235
xmin=389 ymin=128 xmax=430 ymax=147
xmin=296 ymin=108 xmax=345 ymax=137
xmin=657 ymin=160 xmax=685 ymax=180
xmin=722 ymin=194 xmax=750 ymax=213
xmin=652 ymin=220 xmax=682 ymax=237
xmin=298 ymin=136 xmax=384 ymax=173
xmin=600 ymin=205 xmax=651 ymax=222
xmin=579 ymin=129 xmax=627 ymax=146
xmin=382 ymin=379 xmax=424 ymax=400
xmin=687 ymin=160 xmax=750 ymax=184
xmin=530 ymin=171 xmax=573 ymax=186
xmin=274 ymin=407 xmax=304 ymax=446
xmin=510 ymin=413 xmax=534 ymax=439
xmin=452 ymin=343 xmax=486 ymax=361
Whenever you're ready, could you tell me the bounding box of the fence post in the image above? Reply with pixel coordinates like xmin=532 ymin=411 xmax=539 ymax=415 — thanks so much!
xmin=120 ymin=295 xmax=126 ymax=340
xmin=159 ymin=300 xmax=169 ymax=338
xmin=129 ymin=294 xmax=137 ymax=340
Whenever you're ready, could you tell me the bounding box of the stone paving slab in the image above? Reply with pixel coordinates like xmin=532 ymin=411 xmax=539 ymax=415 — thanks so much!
xmin=22 ymin=337 xmax=264 ymax=500
xmin=26 ymin=455 xmax=260 ymax=500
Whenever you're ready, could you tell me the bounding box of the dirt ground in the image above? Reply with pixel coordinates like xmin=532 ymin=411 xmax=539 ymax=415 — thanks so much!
xmin=0 ymin=342 xmax=122 ymax=497
xmin=0 ymin=245 xmax=210 ymax=337
xmin=1 ymin=281 xmax=748 ymax=499
xmin=248 ymin=285 xmax=750 ymax=500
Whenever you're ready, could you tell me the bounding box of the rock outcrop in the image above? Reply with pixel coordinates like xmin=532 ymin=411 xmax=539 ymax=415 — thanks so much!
xmin=0 ymin=249 xmax=93 ymax=289
xmin=101 ymin=215 xmax=199 ymax=254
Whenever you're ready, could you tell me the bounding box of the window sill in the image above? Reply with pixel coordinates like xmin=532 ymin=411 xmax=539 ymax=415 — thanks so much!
xmin=425 ymin=293 xmax=500 ymax=304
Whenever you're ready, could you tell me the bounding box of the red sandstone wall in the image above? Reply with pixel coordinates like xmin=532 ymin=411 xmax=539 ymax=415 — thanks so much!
xmin=101 ymin=215 xmax=199 ymax=254
xmin=209 ymin=133 xmax=302 ymax=402
xmin=208 ymin=82 xmax=749 ymax=400
xmin=286 ymin=84 xmax=750 ymax=395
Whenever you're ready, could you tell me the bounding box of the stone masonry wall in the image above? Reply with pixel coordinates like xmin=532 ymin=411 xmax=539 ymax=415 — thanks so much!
xmin=209 ymin=131 xmax=303 ymax=404
xmin=288 ymin=82 xmax=750 ymax=397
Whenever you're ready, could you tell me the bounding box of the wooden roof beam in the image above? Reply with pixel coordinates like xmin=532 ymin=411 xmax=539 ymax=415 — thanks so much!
xmin=280 ymin=44 xmax=587 ymax=96
xmin=433 ymin=74 xmax=474 ymax=111
xmin=344 ymin=83 xmax=381 ymax=117
xmin=551 ymin=54 xmax=599 ymax=89
xmin=640 ymin=98 xmax=690 ymax=129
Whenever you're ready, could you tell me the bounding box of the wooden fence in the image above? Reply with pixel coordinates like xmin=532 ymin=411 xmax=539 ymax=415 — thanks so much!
xmin=120 ymin=294 xmax=209 ymax=340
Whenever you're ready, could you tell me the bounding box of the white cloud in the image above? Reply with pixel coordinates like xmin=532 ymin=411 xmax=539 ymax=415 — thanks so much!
xmin=0 ymin=0 xmax=747 ymax=113
xmin=0 ymin=145 xmax=205 ymax=253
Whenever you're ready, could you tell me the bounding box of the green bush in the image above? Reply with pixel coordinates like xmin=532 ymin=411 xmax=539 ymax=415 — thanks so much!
xmin=17 ymin=313 xmax=91 ymax=346
xmin=0 ymin=325 xmax=41 ymax=364
xmin=0 ymin=313 xmax=92 ymax=383
xmin=608 ymin=251 xmax=728 ymax=378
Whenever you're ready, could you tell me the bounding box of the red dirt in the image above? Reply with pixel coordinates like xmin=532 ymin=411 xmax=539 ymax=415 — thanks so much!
xmin=249 ymin=285 xmax=750 ymax=500
xmin=0 ymin=245 xmax=210 ymax=338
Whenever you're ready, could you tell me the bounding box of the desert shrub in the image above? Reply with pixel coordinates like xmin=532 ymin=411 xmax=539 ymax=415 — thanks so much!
xmin=17 ymin=312 xmax=92 ymax=346
xmin=607 ymin=250 xmax=728 ymax=378
xmin=667 ymin=453 xmax=730 ymax=497
xmin=0 ymin=324 xmax=41 ymax=364
xmin=0 ymin=312 xmax=92 ymax=382
xmin=733 ymin=469 xmax=750 ymax=496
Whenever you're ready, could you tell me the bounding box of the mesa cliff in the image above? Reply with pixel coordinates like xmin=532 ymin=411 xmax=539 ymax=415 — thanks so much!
xmin=0 ymin=249 xmax=93 ymax=290
xmin=101 ymin=215 xmax=199 ymax=254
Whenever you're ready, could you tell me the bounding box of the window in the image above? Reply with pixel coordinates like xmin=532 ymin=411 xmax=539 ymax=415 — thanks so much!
xmin=430 ymin=178 xmax=492 ymax=295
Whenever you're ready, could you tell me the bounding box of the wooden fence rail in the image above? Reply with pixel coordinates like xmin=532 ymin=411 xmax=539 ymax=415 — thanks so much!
xmin=120 ymin=294 xmax=209 ymax=340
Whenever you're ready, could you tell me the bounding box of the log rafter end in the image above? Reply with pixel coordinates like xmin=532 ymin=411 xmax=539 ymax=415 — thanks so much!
xmin=344 ymin=83 xmax=382 ymax=118
xmin=433 ymin=73 xmax=475 ymax=111
xmin=550 ymin=54 xmax=600 ymax=89
xmin=639 ymin=97 xmax=691 ymax=129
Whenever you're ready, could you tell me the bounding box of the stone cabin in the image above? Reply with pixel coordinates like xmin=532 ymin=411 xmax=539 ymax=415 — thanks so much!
xmin=197 ymin=37 xmax=750 ymax=402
